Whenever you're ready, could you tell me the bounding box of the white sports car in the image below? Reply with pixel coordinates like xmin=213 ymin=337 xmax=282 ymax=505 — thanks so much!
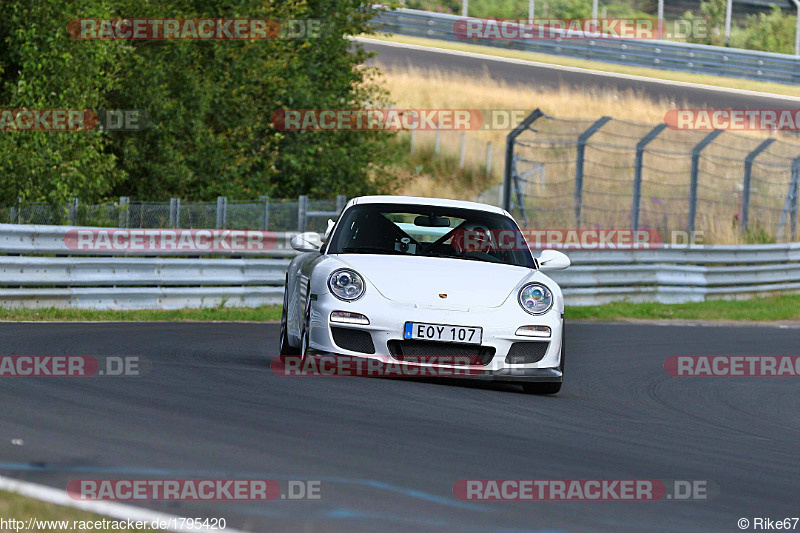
xmin=279 ymin=195 xmax=570 ymax=394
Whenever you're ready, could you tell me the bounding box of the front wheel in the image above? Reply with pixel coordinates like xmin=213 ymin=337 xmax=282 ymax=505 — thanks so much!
xmin=299 ymin=297 xmax=311 ymax=358
xmin=279 ymin=282 xmax=300 ymax=360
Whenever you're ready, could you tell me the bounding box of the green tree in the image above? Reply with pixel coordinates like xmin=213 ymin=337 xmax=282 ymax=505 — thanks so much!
xmin=105 ymin=0 xmax=397 ymax=200
xmin=734 ymin=6 xmax=796 ymax=54
xmin=682 ymin=0 xmax=725 ymax=45
xmin=0 ymin=0 xmax=396 ymax=204
xmin=0 ymin=0 xmax=130 ymax=204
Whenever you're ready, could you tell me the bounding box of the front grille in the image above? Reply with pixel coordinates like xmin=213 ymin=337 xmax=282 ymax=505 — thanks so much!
xmin=505 ymin=342 xmax=549 ymax=364
xmin=387 ymin=340 xmax=495 ymax=366
xmin=331 ymin=327 xmax=375 ymax=354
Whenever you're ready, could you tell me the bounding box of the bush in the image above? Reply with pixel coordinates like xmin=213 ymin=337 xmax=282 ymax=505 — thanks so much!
xmin=734 ymin=6 xmax=796 ymax=55
xmin=0 ymin=0 xmax=397 ymax=203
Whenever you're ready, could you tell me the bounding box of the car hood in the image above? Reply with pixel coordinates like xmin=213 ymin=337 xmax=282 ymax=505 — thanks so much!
xmin=332 ymin=254 xmax=532 ymax=308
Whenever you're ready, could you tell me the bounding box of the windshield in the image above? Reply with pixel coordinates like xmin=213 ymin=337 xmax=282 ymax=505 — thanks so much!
xmin=326 ymin=203 xmax=535 ymax=268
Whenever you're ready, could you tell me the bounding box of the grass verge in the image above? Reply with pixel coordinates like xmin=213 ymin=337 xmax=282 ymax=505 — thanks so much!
xmin=568 ymin=293 xmax=800 ymax=322
xmin=0 ymin=306 xmax=282 ymax=322
xmin=0 ymin=490 xmax=159 ymax=531
xmin=1 ymin=294 xmax=799 ymax=323
xmin=364 ymin=34 xmax=800 ymax=98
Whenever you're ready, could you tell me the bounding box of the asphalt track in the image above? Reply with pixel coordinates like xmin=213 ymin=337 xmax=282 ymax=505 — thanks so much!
xmin=1 ymin=322 xmax=798 ymax=532
xmin=361 ymin=39 xmax=800 ymax=110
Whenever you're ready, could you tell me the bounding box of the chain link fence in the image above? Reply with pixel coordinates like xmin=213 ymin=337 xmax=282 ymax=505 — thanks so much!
xmin=0 ymin=195 xmax=347 ymax=233
xmin=504 ymin=110 xmax=800 ymax=243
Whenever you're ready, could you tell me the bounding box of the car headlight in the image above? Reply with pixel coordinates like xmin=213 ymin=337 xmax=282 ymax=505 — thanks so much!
xmin=518 ymin=283 xmax=553 ymax=315
xmin=328 ymin=269 xmax=366 ymax=301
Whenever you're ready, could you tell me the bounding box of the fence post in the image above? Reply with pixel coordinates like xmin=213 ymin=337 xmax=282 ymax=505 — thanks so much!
xmin=574 ymin=116 xmax=612 ymax=228
xmin=777 ymin=156 xmax=800 ymax=242
xmin=410 ymin=129 xmax=416 ymax=154
xmin=119 ymin=197 xmax=130 ymax=228
xmin=435 ymin=130 xmax=441 ymax=154
xmin=459 ymin=132 xmax=466 ymax=168
xmin=793 ymin=160 xmax=800 ymax=241
xmin=485 ymin=142 xmax=493 ymax=177
xmin=216 ymin=196 xmax=227 ymax=229
xmin=631 ymin=123 xmax=667 ymax=230
xmin=741 ymin=138 xmax=775 ymax=234
xmin=688 ymin=130 xmax=723 ymax=233
xmin=261 ymin=195 xmax=270 ymax=231
xmin=298 ymin=195 xmax=308 ymax=232
xmin=169 ymin=198 xmax=178 ymax=228
xmin=336 ymin=195 xmax=347 ymax=212
xmin=16 ymin=197 xmax=21 ymax=224
xmin=68 ymin=198 xmax=79 ymax=226
xmin=503 ymin=109 xmax=544 ymax=211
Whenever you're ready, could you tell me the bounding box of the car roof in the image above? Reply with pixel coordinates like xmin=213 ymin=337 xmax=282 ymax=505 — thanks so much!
xmin=348 ymin=195 xmax=508 ymax=216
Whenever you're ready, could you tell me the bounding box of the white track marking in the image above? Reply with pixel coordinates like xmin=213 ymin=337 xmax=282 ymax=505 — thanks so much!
xmin=0 ymin=475 xmax=249 ymax=533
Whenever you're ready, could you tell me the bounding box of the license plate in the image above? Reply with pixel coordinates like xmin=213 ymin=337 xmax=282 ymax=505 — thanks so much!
xmin=404 ymin=322 xmax=482 ymax=344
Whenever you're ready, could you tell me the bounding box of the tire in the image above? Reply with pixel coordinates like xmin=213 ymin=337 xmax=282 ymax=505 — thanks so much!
xmin=279 ymin=280 xmax=300 ymax=361
xmin=300 ymin=329 xmax=309 ymax=358
xmin=522 ymin=320 xmax=565 ymax=395
xmin=299 ymin=297 xmax=311 ymax=358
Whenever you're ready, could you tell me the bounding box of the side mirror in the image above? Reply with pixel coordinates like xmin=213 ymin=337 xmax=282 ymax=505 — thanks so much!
xmin=537 ymin=249 xmax=570 ymax=271
xmin=290 ymin=232 xmax=322 ymax=252
xmin=323 ymin=219 xmax=336 ymax=241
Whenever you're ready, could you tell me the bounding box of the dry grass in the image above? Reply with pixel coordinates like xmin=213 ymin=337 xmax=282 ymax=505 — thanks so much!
xmin=380 ymin=68 xmax=798 ymax=243
xmin=381 ymin=67 xmax=787 ymax=142
xmin=383 ymin=67 xmax=690 ymax=199
xmin=383 ymin=67 xmax=685 ymax=146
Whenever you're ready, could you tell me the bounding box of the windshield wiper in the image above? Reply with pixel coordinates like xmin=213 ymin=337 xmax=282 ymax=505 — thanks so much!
xmin=341 ymin=246 xmax=405 ymax=255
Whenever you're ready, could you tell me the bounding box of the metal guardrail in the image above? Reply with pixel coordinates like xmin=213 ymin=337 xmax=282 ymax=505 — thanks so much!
xmin=0 ymin=224 xmax=298 ymax=257
xmin=0 ymin=287 xmax=284 ymax=310
xmin=556 ymin=243 xmax=800 ymax=303
xmin=373 ymin=8 xmax=800 ymax=85
xmin=0 ymin=256 xmax=288 ymax=286
xmin=0 ymin=224 xmax=798 ymax=309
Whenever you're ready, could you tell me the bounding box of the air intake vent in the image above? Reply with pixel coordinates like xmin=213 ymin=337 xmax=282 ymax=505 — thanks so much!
xmin=387 ymin=340 xmax=494 ymax=366
xmin=331 ymin=327 xmax=375 ymax=354
xmin=505 ymin=342 xmax=549 ymax=364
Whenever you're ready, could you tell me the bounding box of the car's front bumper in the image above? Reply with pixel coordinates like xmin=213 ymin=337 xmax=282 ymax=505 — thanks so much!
xmin=467 ymin=367 xmax=562 ymax=382
xmin=305 ymin=291 xmax=563 ymax=381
